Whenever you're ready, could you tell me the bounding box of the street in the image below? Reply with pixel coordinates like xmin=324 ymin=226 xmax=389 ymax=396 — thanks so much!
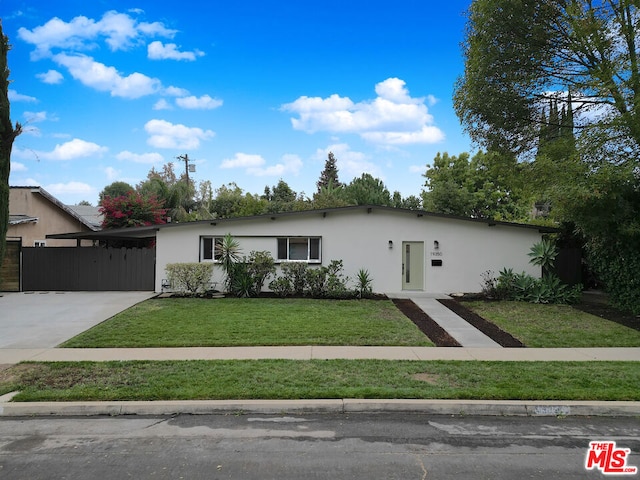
xmin=1 ymin=413 xmax=638 ymax=479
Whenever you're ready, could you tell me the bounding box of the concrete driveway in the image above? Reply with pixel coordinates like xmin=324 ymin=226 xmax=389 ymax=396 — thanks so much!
xmin=0 ymin=291 xmax=156 ymax=348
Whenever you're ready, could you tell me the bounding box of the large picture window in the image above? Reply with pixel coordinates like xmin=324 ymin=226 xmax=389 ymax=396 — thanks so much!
xmin=201 ymin=236 xmax=223 ymax=261
xmin=277 ymin=237 xmax=321 ymax=262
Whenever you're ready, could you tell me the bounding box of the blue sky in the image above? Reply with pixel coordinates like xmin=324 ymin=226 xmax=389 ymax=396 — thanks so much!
xmin=4 ymin=0 xmax=474 ymax=205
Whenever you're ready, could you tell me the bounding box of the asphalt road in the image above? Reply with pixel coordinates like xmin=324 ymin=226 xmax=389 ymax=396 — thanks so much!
xmin=1 ymin=413 xmax=638 ymax=479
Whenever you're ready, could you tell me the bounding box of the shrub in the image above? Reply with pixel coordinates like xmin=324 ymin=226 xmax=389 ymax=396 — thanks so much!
xmin=305 ymin=267 xmax=327 ymax=297
xmin=280 ymin=262 xmax=308 ymax=296
xmin=165 ymin=263 xmax=214 ymax=295
xmin=246 ymin=250 xmax=276 ymax=294
xmin=324 ymin=260 xmax=351 ymax=298
xmin=268 ymin=276 xmax=293 ymax=297
xmin=484 ymin=268 xmax=582 ymax=304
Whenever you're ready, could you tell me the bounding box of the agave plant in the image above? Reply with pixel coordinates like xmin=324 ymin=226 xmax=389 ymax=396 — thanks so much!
xmin=527 ymin=238 xmax=558 ymax=273
xmin=215 ymin=233 xmax=242 ymax=292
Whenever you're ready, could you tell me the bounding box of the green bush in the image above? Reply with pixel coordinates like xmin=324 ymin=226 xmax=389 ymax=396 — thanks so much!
xmin=268 ymin=276 xmax=293 ymax=297
xmin=246 ymin=250 xmax=276 ymax=294
xmin=355 ymin=268 xmax=373 ymax=299
xmin=587 ymin=237 xmax=640 ymax=314
xmin=485 ymin=268 xmax=582 ymax=304
xmin=280 ymin=262 xmax=308 ymax=296
xmin=165 ymin=263 xmax=214 ymax=295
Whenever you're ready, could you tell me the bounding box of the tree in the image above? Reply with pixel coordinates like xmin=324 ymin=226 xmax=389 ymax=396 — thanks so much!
xmin=210 ymin=183 xmax=267 ymax=218
xmin=0 ymin=22 xmax=22 ymax=273
xmin=262 ymin=179 xmax=305 ymax=213
xmin=316 ymin=152 xmax=343 ymax=192
xmin=421 ymin=151 xmax=528 ymax=220
xmin=99 ymin=181 xmax=134 ymax=204
xmin=99 ymin=191 xmax=167 ymax=229
xmin=343 ymin=173 xmax=392 ymax=206
xmin=454 ymin=0 xmax=640 ymax=163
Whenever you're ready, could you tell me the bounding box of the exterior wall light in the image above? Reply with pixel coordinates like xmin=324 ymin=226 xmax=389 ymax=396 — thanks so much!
xmin=434 ymin=240 xmax=440 ymax=250
xmin=388 ymin=240 xmax=393 ymax=249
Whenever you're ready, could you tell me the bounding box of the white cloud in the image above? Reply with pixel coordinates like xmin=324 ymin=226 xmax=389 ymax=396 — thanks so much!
xmin=153 ymin=99 xmax=172 ymax=110
xmin=221 ymin=153 xmax=265 ymax=169
xmin=53 ymin=53 xmax=161 ymax=98
xmin=18 ymin=10 xmax=177 ymax=59
xmin=247 ymin=154 xmax=303 ymax=177
xmin=38 ymin=138 xmax=108 ymax=161
xmin=148 ymin=41 xmax=205 ymax=61
xmin=8 ymin=90 xmax=37 ymax=102
xmin=104 ymin=166 xmax=120 ymax=180
xmin=44 ymin=181 xmax=94 ymax=195
xmin=145 ymin=119 xmax=215 ymax=149
xmin=23 ymin=111 xmax=49 ymax=123
xmin=176 ymin=95 xmax=223 ymax=110
xmin=10 ymin=161 xmax=27 ymax=172
xmin=282 ymin=78 xmax=445 ymax=146
xmin=221 ymin=152 xmax=303 ymax=177
xmin=36 ymin=69 xmax=64 ymax=84
xmin=116 ymin=150 xmax=164 ymax=164
xmin=163 ymin=86 xmax=190 ymax=97
xmin=315 ymin=143 xmax=382 ymax=180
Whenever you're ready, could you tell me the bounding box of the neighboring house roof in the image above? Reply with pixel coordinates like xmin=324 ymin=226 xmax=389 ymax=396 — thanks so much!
xmin=65 ymin=204 xmax=103 ymax=230
xmin=47 ymin=204 xmax=559 ymax=242
xmin=9 ymin=214 xmax=39 ymax=225
xmin=9 ymin=186 xmax=102 ymax=232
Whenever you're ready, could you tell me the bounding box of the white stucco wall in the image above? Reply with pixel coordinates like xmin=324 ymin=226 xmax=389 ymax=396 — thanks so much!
xmin=155 ymin=208 xmax=544 ymax=294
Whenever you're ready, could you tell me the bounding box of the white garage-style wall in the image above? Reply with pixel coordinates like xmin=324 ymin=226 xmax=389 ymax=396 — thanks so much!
xmin=154 ymin=206 xmax=547 ymax=294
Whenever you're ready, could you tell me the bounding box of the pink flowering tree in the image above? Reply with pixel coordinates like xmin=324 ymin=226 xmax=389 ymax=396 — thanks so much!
xmin=100 ymin=192 xmax=167 ymax=229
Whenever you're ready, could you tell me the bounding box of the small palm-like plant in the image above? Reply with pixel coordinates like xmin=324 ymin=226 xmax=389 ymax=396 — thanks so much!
xmin=215 ymin=233 xmax=242 ymax=292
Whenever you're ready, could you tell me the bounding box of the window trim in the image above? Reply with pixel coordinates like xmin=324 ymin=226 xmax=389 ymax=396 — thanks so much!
xmin=200 ymin=236 xmax=223 ymax=262
xmin=276 ymin=237 xmax=321 ymax=263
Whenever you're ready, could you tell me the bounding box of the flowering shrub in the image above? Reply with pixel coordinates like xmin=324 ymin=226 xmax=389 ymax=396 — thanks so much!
xmin=100 ymin=192 xmax=167 ymax=229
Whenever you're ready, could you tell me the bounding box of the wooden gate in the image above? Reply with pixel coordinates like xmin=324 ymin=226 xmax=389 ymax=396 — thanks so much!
xmin=22 ymin=247 xmax=155 ymax=291
xmin=0 ymin=240 xmax=21 ymax=292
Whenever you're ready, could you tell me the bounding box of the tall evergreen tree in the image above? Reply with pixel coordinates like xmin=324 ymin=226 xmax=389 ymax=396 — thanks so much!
xmin=316 ymin=152 xmax=342 ymax=193
xmin=0 ymin=22 xmax=22 ymax=273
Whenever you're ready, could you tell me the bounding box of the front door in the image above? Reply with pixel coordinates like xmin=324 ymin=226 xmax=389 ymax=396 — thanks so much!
xmin=402 ymin=241 xmax=424 ymax=290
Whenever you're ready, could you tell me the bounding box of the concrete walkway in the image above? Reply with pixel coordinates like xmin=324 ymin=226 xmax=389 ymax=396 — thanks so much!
xmin=390 ymin=293 xmax=501 ymax=347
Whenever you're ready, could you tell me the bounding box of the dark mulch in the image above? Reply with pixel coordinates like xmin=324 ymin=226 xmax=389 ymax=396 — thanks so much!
xmin=573 ymin=303 xmax=640 ymax=332
xmin=391 ymin=299 xmax=461 ymax=347
xmin=437 ymin=298 xmax=527 ymax=348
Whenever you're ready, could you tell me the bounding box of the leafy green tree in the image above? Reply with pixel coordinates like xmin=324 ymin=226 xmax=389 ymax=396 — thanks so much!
xmin=454 ymin=0 xmax=640 ymax=162
xmin=210 ymin=183 xmax=267 ymax=218
xmin=262 ymin=179 xmax=305 ymax=213
xmin=343 ymin=173 xmax=392 ymax=206
xmin=0 ymin=22 xmax=21 ymax=273
xmin=99 ymin=181 xmax=134 ymax=204
xmin=421 ymin=151 xmax=528 ymax=220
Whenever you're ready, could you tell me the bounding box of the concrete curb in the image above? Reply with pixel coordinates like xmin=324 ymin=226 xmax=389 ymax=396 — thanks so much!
xmin=1 ymin=395 xmax=639 ymax=417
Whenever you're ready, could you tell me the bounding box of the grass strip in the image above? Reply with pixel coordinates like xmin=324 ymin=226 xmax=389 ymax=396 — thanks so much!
xmin=2 ymin=360 xmax=638 ymax=402
xmin=61 ymin=298 xmax=433 ymax=348
xmin=463 ymin=301 xmax=640 ymax=348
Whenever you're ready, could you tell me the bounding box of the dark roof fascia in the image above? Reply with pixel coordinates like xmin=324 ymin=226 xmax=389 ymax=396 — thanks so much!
xmin=47 ymin=226 xmax=159 ymax=240
xmin=11 ymin=186 xmax=102 ymax=232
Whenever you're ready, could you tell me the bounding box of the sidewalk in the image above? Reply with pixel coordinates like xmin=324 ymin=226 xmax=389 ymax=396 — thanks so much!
xmin=1 ymin=346 xmax=640 ymax=364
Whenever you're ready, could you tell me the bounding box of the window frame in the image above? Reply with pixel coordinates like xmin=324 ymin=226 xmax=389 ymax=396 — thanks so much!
xmin=276 ymin=237 xmax=321 ymax=263
xmin=200 ymin=236 xmax=223 ymax=262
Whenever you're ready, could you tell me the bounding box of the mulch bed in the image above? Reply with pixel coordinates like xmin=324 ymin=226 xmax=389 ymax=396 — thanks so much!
xmin=391 ymin=299 xmax=461 ymax=347
xmin=437 ymin=298 xmax=526 ymax=348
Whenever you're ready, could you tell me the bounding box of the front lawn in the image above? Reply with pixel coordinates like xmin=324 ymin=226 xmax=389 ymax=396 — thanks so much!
xmin=463 ymin=301 xmax=640 ymax=348
xmin=60 ymin=298 xmax=433 ymax=348
xmin=2 ymin=360 xmax=638 ymax=401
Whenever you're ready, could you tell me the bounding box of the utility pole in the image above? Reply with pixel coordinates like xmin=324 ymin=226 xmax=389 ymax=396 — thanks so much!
xmin=177 ymin=154 xmax=195 ymax=214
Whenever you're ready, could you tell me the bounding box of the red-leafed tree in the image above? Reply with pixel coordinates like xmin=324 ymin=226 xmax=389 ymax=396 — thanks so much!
xmin=99 ymin=192 xmax=167 ymax=229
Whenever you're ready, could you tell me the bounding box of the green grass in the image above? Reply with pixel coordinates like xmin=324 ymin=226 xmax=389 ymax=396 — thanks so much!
xmin=60 ymin=298 xmax=433 ymax=348
xmin=2 ymin=360 xmax=638 ymax=402
xmin=464 ymin=300 xmax=640 ymax=348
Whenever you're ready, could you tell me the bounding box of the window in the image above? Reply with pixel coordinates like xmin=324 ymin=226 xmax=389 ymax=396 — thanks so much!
xmin=201 ymin=236 xmax=223 ymax=261
xmin=277 ymin=237 xmax=321 ymax=262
